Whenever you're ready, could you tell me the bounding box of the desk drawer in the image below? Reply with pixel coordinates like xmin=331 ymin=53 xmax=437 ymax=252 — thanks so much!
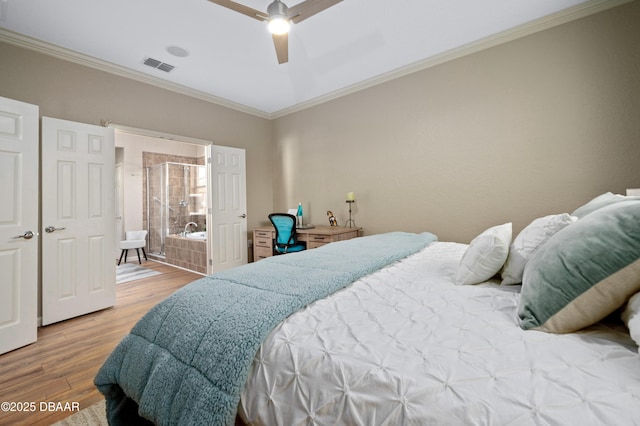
xmin=307 ymin=234 xmax=331 ymax=250
xmin=255 ymin=236 xmax=272 ymax=247
xmin=254 ymin=246 xmax=272 ymax=260
xmin=308 ymin=234 xmax=331 ymax=244
xmin=255 ymin=230 xmax=272 ymax=239
xmin=308 ymin=241 xmax=327 ymax=249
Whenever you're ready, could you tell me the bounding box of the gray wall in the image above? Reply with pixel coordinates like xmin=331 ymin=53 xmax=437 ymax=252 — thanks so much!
xmin=271 ymin=1 xmax=640 ymax=242
xmin=2 ymin=1 xmax=639 ymax=244
xmin=0 ymin=42 xmax=274 ymax=233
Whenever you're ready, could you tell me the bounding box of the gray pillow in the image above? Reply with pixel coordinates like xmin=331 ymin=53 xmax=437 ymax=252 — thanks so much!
xmin=572 ymin=192 xmax=640 ymax=218
xmin=518 ymin=200 xmax=640 ymax=333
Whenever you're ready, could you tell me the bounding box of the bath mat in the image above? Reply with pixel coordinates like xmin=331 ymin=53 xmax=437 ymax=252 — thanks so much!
xmin=116 ymin=263 xmax=161 ymax=284
xmin=52 ymin=400 xmax=107 ymax=426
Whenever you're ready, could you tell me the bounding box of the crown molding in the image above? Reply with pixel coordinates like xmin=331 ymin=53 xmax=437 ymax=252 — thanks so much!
xmin=0 ymin=0 xmax=632 ymax=120
xmin=109 ymin=123 xmax=214 ymax=146
xmin=0 ymin=28 xmax=272 ymax=120
xmin=270 ymin=0 xmax=634 ymax=118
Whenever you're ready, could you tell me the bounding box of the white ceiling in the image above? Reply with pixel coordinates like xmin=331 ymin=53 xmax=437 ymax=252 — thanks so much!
xmin=0 ymin=0 xmax=623 ymax=118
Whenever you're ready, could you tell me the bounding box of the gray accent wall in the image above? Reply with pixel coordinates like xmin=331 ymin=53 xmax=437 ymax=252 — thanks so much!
xmin=1 ymin=1 xmax=638 ymax=243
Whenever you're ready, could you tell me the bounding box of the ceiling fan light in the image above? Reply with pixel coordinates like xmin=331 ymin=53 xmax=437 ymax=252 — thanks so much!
xmin=267 ymin=0 xmax=290 ymax=34
xmin=268 ymin=17 xmax=290 ymax=34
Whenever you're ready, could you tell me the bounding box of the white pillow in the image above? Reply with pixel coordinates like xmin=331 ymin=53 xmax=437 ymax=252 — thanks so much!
xmin=501 ymin=213 xmax=577 ymax=285
xmin=622 ymin=292 xmax=640 ymax=353
xmin=456 ymin=223 xmax=512 ymax=285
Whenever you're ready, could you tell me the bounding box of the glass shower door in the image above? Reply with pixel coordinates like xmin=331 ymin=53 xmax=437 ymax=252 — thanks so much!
xmin=147 ymin=163 xmax=167 ymax=256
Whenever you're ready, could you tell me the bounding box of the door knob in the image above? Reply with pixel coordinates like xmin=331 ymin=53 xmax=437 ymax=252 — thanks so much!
xmin=45 ymin=226 xmax=66 ymax=233
xmin=239 ymin=214 xmax=247 ymax=219
xmin=14 ymin=231 xmax=35 ymax=239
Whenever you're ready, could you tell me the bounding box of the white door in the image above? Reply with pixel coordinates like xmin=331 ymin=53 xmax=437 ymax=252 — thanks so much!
xmin=209 ymin=145 xmax=247 ymax=272
xmin=115 ymin=162 xmax=124 ymax=257
xmin=41 ymin=117 xmax=116 ymax=325
xmin=0 ymin=97 xmax=39 ymax=354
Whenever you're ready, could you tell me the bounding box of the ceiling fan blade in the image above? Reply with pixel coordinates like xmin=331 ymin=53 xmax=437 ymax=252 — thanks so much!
xmin=207 ymin=0 xmax=267 ymax=21
xmin=288 ymin=0 xmax=342 ymax=24
xmin=272 ymin=33 xmax=289 ymax=64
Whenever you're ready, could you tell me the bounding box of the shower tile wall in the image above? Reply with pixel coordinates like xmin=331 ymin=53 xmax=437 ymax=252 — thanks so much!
xmin=143 ymin=152 xmax=206 ymax=258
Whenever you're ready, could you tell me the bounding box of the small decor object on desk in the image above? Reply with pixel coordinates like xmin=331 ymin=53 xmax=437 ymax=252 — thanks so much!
xmin=327 ymin=211 xmax=338 ymax=226
xmin=345 ymin=192 xmax=356 ymax=228
xmin=297 ymin=202 xmax=303 ymax=227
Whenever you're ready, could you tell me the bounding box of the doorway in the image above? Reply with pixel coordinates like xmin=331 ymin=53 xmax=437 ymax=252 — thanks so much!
xmin=113 ymin=125 xmax=247 ymax=274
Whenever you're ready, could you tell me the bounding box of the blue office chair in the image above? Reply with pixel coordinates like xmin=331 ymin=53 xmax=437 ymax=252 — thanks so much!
xmin=268 ymin=213 xmax=306 ymax=254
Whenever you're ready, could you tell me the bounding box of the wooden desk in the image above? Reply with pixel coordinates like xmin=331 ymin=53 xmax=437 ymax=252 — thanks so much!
xmin=253 ymin=225 xmax=362 ymax=261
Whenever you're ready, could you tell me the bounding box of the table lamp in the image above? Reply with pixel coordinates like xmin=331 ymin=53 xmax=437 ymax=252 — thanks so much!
xmin=345 ymin=192 xmax=356 ymax=228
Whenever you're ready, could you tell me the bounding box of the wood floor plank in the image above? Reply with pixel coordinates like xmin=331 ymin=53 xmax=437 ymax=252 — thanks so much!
xmin=0 ymin=261 xmax=201 ymax=425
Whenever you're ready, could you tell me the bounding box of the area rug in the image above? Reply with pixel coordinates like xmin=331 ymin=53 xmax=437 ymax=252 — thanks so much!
xmin=52 ymin=400 xmax=107 ymax=426
xmin=116 ymin=262 xmax=161 ymax=284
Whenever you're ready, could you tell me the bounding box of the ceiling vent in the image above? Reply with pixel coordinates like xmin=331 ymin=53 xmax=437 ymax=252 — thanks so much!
xmin=143 ymin=57 xmax=175 ymax=73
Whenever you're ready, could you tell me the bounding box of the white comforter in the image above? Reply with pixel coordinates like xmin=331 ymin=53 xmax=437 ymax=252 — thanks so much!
xmin=239 ymin=242 xmax=640 ymax=425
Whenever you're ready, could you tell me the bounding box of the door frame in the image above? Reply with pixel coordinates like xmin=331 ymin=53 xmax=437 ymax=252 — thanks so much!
xmin=109 ymin=124 xmax=247 ymax=274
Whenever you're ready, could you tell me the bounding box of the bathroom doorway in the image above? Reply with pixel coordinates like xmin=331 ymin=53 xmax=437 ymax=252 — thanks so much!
xmin=113 ymin=125 xmax=247 ymax=274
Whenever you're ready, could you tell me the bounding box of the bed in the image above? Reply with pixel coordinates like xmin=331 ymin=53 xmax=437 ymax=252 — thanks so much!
xmin=96 ymin=193 xmax=640 ymax=425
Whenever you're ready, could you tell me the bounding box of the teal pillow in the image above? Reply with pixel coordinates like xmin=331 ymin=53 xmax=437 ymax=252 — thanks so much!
xmin=518 ymin=200 xmax=640 ymax=333
xmin=572 ymin=192 xmax=640 ymax=218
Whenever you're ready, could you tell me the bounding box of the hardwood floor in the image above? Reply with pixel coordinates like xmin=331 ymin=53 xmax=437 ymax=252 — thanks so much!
xmin=0 ymin=261 xmax=202 ymax=426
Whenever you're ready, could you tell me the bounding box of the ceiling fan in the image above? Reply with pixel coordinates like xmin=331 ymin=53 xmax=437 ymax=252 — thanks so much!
xmin=207 ymin=0 xmax=343 ymax=64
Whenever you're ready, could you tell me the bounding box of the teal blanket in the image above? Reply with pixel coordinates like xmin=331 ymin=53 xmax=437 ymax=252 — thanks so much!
xmin=95 ymin=232 xmax=436 ymax=425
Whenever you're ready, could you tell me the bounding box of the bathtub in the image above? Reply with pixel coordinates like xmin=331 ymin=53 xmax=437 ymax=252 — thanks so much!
xmin=185 ymin=231 xmax=207 ymax=240
xmin=165 ymin=233 xmax=207 ymax=274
